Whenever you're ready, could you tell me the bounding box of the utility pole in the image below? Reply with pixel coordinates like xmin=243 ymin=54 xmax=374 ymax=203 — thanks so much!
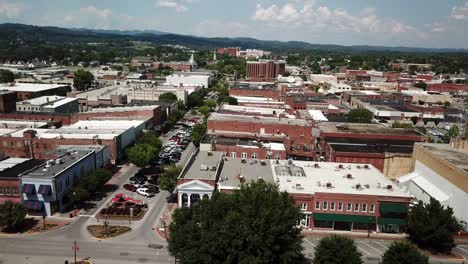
xmin=72 ymin=241 xmax=79 ymax=264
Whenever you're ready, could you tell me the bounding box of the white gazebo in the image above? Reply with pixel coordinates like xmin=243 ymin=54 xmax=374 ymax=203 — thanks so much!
xmin=176 ymin=180 xmax=214 ymax=207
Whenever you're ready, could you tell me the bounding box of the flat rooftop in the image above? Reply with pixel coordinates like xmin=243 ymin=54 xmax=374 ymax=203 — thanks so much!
xmin=0 ymin=120 xmax=48 ymax=128
xmin=327 ymin=138 xmax=415 ymax=154
xmin=86 ymin=105 xmax=159 ymax=113
xmin=0 ymin=158 xmax=45 ymax=179
xmin=0 ymin=83 xmax=68 ymax=92
xmin=418 ymin=143 xmax=468 ymax=173
xmin=205 ymin=134 xmax=285 ymax=151
xmin=17 ymin=96 xmax=77 ymax=108
xmin=218 ymin=158 xmax=274 ymax=190
xmin=180 ymin=151 xmax=224 ymax=180
xmin=319 ymin=122 xmax=423 ymax=137
xmin=220 ymin=104 xmax=285 ymax=116
xmin=209 ymin=112 xmax=308 ymax=126
xmin=20 ymin=146 xmax=104 ymax=179
xmin=272 ymin=160 xmax=410 ymax=197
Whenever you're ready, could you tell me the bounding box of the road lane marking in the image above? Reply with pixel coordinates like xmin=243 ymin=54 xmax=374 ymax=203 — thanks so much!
xmin=373 ymin=241 xmax=389 ymax=250
xmin=457 ymin=246 xmax=468 ymax=254
xmin=303 ymin=239 xmax=316 ymax=248
xmin=360 ymin=241 xmax=384 ymax=255
xmin=357 ymin=246 xmax=371 ymax=255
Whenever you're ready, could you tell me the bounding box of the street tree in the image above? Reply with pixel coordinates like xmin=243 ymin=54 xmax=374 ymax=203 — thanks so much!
xmin=92 ymin=169 xmax=113 ymax=186
xmin=191 ymin=122 xmax=206 ymax=147
xmin=446 ymin=125 xmax=460 ymax=138
xmin=0 ymin=69 xmax=15 ymax=83
xmin=159 ymin=92 xmax=178 ymax=103
xmin=313 ymin=235 xmax=362 ymax=264
xmin=168 ymin=180 xmax=305 ymax=264
xmin=157 ymin=165 xmax=182 ymax=192
xmin=407 ymin=198 xmax=462 ymax=253
xmin=198 ymin=105 xmax=210 ymax=117
xmin=127 ymin=143 xmax=157 ymax=168
xmin=73 ymin=69 xmax=94 ymax=91
xmin=0 ymin=201 xmax=27 ymax=229
xmin=347 ymin=108 xmax=373 ymax=123
xmin=137 ymin=130 xmax=162 ymax=149
xmin=227 ymin=96 xmax=238 ymax=105
xmin=381 ymin=241 xmax=428 ymax=264
xmin=206 ymin=99 xmax=217 ymax=108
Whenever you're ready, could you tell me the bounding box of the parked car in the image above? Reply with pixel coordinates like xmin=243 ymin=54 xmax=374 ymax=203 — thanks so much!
xmin=123 ymin=184 xmax=138 ymax=192
xmin=137 ymin=188 xmax=155 ymax=197
xmin=143 ymin=184 xmax=159 ymax=193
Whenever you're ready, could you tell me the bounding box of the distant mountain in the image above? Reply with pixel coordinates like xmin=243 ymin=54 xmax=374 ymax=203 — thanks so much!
xmin=0 ymin=23 xmax=467 ymax=53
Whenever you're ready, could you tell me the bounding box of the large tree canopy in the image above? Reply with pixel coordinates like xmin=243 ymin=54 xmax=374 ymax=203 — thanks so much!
xmin=73 ymin=69 xmax=94 ymax=91
xmin=127 ymin=143 xmax=157 ymax=168
xmin=0 ymin=69 xmax=15 ymax=83
xmin=407 ymin=198 xmax=462 ymax=253
xmin=158 ymin=92 xmax=178 ymax=103
xmin=381 ymin=241 xmax=428 ymax=264
xmin=0 ymin=201 xmax=27 ymax=229
xmin=157 ymin=165 xmax=182 ymax=192
xmin=347 ymin=108 xmax=373 ymax=123
xmin=168 ymin=180 xmax=305 ymax=264
xmin=313 ymin=235 xmax=362 ymax=264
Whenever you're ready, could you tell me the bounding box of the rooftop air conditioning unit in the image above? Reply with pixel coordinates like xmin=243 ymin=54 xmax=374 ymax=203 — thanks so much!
xmin=314 ymin=163 xmax=320 ymax=168
xmin=346 ymin=174 xmax=353 ymax=179
xmin=364 ymin=164 xmax=369 ymax=169
xmin=386 ymin=185 xmax=393 ymax=190
xmin=241 ymin=159 xmax=247 ymax=164
xmin=200 ymin=164 xmax=208 ymax=171
xmin=287 ymin=159 xmax=293 ymax=166
xmin=326 ymin=182 xmax=332 ymax=188
xmin=338 ymin=164 xmax=343 ymax=169
xmin=364 ymin=184 xmax=370 ymax=189
xmin=207 ymin=152 xmax=213 ymax=156
xmin=356 ymin=183 xmax=362 ymax=190
xmin=260 ymin=160 xmax=266 ymax=166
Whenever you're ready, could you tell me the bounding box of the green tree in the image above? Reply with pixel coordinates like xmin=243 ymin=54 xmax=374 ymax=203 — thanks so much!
xmin=168 ymin=180 xmax=305 ymax=264
xmin=206 ymin=99 xmax=217 ymax=108
xmin=191 ymin=122 xmax=206 ymax=147
xmin=227 ymin=96 xmax=238 ymax=105
xmin=70 ymin=186 xmax=91 ymax=204
xmin=381 ymin=241 xmax=428 ymax=264
xmin=157 ymin=165 xmax=182 ymax=192
xmin=447 ymin=125 xmax=460 ymax=138
xmin=127 ymin=143 xmax=157 ymax=167
xmin=443 ymin=101 xmax=451 ymax=107
xmin=198 ymin=105 xmax=210 ymax=117
xmin=73 ymin=69 xmax=94 ymax=91
xmin=347 ymin=108 xmax=373 ymax=123
xmin=0 ymin=201 xmax=27 ymax=229
xmin=92 ymin=169 xmax=113 ymax=187
xmin=137 ymin=130 xmax=162 ymax=149
xmin=407 ymin=198 xmax=462 ymax=253
xmin=414 ymin=82 xmax=427 ymax=90
xmin=159 ymin=92 xmax=178 ymax=103
xmin=0 ymin=69 xmax=15 ymax=83
xmin=313 ymin=235 xmax=362 ymax=264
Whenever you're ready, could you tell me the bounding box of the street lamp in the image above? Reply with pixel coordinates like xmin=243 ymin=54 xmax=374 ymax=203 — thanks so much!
xmin=73 ymin=191 xmax=77 ymax=216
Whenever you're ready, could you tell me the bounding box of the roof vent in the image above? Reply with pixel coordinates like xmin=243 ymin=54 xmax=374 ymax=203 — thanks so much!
xmin=364 ymin=184 xmax=370 ymax=189
xmin=241 ymin=159 xmax=247 ymax=164
xmin=364 ymin=164 xmax=369 ymax=169
xmin=207 ymin=151 xmax=213 ymax=156
xmin=386 ymin=185 xmax=393 ymax=190
xmin=317 ymin=181 xmax=321 ymax=186
xmin=356 ymin=183 xmax=362 ymax=190
xmin=260 ymin=160 xmax=266 ymax=166
xmin=287 ymin=159 xmax=293 ymax=166
xmin=356 ymin=165 xmax=361 ymax=169
xmin=314 ymin=163 xmax=320 ymax=168
xmin=326 ymin=182 xmax=332 ymax=188
xmin=338 ymin=164 xmax=343 ymax=169
xmin=210 ymin=165 xmax=217 ymax=171
xmin=346 ymin=174 xmax=353 ymax=179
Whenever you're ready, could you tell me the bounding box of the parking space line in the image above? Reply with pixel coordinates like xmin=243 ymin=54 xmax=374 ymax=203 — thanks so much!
xmin=303 ymin=239 xmax=316 ymax=248
xmin=457 ymin=246 xmax=468 ymax=254
xmin=357 ymin=246 xmax=371 ymax=255
xmin=373 ymin=241 xmax=389 ymax=250
xmin=360 ymin=241 xmax=384 ymax=255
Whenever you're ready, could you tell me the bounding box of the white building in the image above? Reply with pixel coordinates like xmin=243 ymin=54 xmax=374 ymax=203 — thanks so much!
xmin=310 ymin=74 xmax=337 ymax=84
xmin=165 ymin=72 xmax=212 ymax=88
xmin=16 ymin=96 xmax=79 ymax=114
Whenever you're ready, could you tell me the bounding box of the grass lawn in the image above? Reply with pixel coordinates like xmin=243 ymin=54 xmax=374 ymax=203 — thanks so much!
xmin=87 ymin=225 xmax=131 ymax=239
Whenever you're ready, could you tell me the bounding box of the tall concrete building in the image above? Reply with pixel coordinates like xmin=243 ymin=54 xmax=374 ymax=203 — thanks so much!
xmin=246 ymin=60 xmax=286 ymax=81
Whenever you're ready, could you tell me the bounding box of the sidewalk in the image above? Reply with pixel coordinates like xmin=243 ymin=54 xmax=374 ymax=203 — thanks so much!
xmin=155 ymin=202 xmax=177 ymax=240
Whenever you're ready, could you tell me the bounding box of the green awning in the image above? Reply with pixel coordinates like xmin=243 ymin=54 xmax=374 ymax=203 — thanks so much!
xmin=379 ymin=203 xmax=408 ymax=213
xmin=313 ymin=213 xmax=376 ymax=224
xmin=379 ymin=217 xmax=407 ymax=226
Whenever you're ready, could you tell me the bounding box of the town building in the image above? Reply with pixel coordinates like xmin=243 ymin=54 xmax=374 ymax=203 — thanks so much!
xmin=397 ymin=141 xmax=468 ymax=229
xmin=0 ymin=90 xmax=17 ymax=113
xmin=246 ymin=60 xmax=286 ymax=81
xmin=216 ymin=47 xmax=240 ymax=57
xmin=0 ymin=83 xmax=71 ymax=101
xmin=16 ymin=96 xmax=79 ymax=114
xmin=0 ymin=158 xmax=45 ymax=205
xmin=310 ymin=74 xmax=338 ymax=84
xmin=229 ymin=82 xmax=279 ymax=101
xmin=20 ymin=145 xmax=110 ymax=216
xmin=165 ymin=71 xmax=213 ymax=88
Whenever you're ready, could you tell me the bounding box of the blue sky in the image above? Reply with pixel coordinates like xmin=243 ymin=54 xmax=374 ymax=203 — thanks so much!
xmin=1 ymin=0 xmax=468 ymax=48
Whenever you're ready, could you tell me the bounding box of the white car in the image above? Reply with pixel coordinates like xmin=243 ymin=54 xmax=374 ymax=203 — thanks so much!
xmin=137 ymin=188 xmax=154 ymax=197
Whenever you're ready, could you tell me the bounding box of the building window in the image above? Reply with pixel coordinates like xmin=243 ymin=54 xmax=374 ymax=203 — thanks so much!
xmin=12 ymin=187 xmax=17 ymax=195
xmin=2 ymin=141 xmax=7 ymax=147
xmin=252 ymin=153 xmax=257 ymax=159
xmin=5 ymin=187 xmax=10 ymax=194
xmin=362 ymin=204 xmax=367 ymax=212
xmin=274 ymin=154 xmax=280 ymax=160
xmin=315 ymin=201 xmax=320 ymax=210
xmin=330 ymin=202 xmax=335 ymax=210
xmin=338 ymin=202 xmax=343 ymax=211
xmin=323 ymin=202 xmax=328 ymax=210
xmin=354 ymin=203 xmax=360 ymax=212
xmin=369 ymin=204 xmax=375 ymax=213
xmin=241 ymin=152 xmax=247 ymax=159
xmin=0 ymin=187 xmax=3 ymax=194
xmin=230 ymin=152 xmax=237 ymax=158
xmin=299 ymin=203 xmax=307 ymax=210
xmin=346 ymin=203 xmax=352 ymax=211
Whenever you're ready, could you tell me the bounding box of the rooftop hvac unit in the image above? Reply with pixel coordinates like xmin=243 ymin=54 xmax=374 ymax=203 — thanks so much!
xmin=326 ymin=182 xmax=332 ymax=188
xmin=364 ymin=164 xmax=369 ymax=169
xmin=356 ymin=165 xmax=361 ymax=169
xmin=200 ymin=164 xmax=208 ymax=171
xmin=241 ymin=159 xmax=247 ymax=164
xmin=207 ymin=152 xmax=213 ymax=156
xmin=260 ymin=160 xmax=266 ymax=166
xmin=314 ymin=163 xmax=320 ymax=168
xmin=317 ymin=181 xmax=321 ymax=187
xmin=346 ymin=174 xmax=353 ymax=179
xmin=338 ymin=164 xmax=343 ymax=169
xmin=356 ymin=183 xmax=362 ymax=190
xmin=287 ymin=159 xmax=293 ymax=166
xmin=210 ymin=165 xmax=217 ymax=171
xmin=386 ymin=185 xmax=393 ymax=190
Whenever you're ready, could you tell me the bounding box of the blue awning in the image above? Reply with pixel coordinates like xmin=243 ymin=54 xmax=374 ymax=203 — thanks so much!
xmin=21 ymin=184 xmax=36 ymax=195
xmin=38 ymin=185 xmax=52 ymax=196
xmin=23 ymin=200 xmax=44 ymax=210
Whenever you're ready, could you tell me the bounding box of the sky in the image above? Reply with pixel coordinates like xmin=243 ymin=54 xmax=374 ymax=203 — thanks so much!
xmin=1 ymin=0 xmax=468 ymax=49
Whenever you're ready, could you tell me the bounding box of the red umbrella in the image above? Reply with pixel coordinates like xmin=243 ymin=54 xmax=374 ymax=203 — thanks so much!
xmin=111 ymin=197 xmax=120 ymax=203
xmin=115 ymin=193 xmax=124 ymax=198
xmin=133 ymin=199 xmax=142 ymax=204
xmin=125 ymin=197 xmax=133 ymax=202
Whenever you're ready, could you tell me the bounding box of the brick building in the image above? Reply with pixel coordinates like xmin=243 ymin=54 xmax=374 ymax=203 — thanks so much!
xmin=246 ymin=60 xmax=286 ymax=81
xmin=426 ymin=83 xmax=468 ymax=93
xmin=216 ymin=47 xmax=240 ymax=57
xmin=0 ymin=90 xmax=17 ymax=113
xmin=318 ymin=122 xmax=428 ymax=179
xmin=229 ymin=82 xmax=280 ymax=101
xmin=0 ymin=83 xmax=71 ymax=101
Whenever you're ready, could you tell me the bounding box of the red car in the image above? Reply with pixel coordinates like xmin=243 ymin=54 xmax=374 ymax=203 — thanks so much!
xmin=123 ymin=184 xmax=137 ymax=192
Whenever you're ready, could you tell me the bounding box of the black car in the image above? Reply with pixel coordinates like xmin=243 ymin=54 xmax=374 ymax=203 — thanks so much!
xmin=143 ymin=184 xmax=159 ymax=194
xmin=148 ymin=175 xmax=159 ymax=185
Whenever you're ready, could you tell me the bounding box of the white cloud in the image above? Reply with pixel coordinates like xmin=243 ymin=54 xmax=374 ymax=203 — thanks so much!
xmin=0 ymin=0 xmax=23 ymax=18
xmin=155 ymin=0 xmax=193 ymax=12
xmin=59 ymin=5 xmax=131 ymax=30
xmin=192 ymin=20 xmax=251 ymax=38
xmin=252 ymin=1 xmax=418 ymax=35
xmin=451 ymin=2 xmax=468 ymax=20
xmin=79 ymin=6 xmax=113 ymax=19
